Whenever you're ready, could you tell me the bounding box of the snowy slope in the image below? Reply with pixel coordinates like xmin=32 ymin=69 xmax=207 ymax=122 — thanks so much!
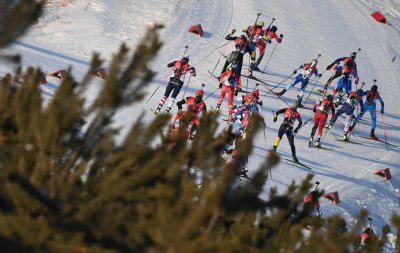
xmin=1 ymin=0 xmax=400 ymax=250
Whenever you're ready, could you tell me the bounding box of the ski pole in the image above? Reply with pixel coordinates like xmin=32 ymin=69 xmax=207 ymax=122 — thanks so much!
xmin=381 ymin=113 xmax=388 ymax=150
xmin=314 ymin=181 xmax=320 ymax=191
xmin=214 ymin=41 xmax=231 ymax=50
xmin=303 ymin=76 xmax=321 ymax=106
xmin=145 ymin=68 xmax=173 ymax=104
xmin=262 ymin=40 xmax=279 ymax=72
xmin=368 ymin=217 xmax=373 ymax=230
xmin=180 ymin=74 xmax=193 ymax=99
xmin=209 ymin=42 xmax=231 ymax=77
xmin=204 ymin=86 xmax=220 ymax=101
xmin=265 ymin=73 xmax=295 ymax=94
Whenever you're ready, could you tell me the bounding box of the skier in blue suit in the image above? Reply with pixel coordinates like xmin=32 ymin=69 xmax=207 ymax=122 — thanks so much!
xmin=351 ymin=84 xmax=384 ymax=139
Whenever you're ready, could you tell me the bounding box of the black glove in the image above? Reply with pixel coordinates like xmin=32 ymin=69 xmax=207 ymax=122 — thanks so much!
xmin=219 ymin=83 xmax=223 ymax=89
xmin=318 ymin=74 xmax=322 ymax=78
xmin=293 ymin=70 xmax=297 ymax=74
xmin=355 ymin=80 xmax=359 ymax=84
xmin=313 ymin=108 xmax=317 ymax=113
xmin=258 ymin=100 xmax=263 ymax=106
xmin=273 ymin=115 xmax=277 ymax=122
xmin=381 ymin=109 xmax=384 ymax=114
xmin=234 ymin=89 xmax=238 ymax=96
xmin=231 ymin=29 xmax=236 ymax=34
xmin=294 ymin=128 xmax=299 ymax=134
xmin=280 ymin=34 xmax=283 ymax=38
xmin=326 ymin=64 xmax=333 ymax=70
xmin=177 ymin=99 xmax=185 ymax=110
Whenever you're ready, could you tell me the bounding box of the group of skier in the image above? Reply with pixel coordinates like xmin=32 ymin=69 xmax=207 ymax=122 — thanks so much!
xmin=149 ymin=16 xmax=386 ymax=168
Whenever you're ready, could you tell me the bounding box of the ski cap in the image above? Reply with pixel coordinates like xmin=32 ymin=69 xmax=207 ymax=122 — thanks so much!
xmin=182 ymin=54 xmax=189 ymax=62
xmin=311 ymin=59 xmax=318 ymax=67
xmin=326 ymin=94 xmax=333 ymax=101
xmin=258 ymin=21 xmax=264 ymax=27
xmin=350 ymin=52 xmax=357 ymax=60
xmin=371 ymin=84 xmax=378 ymax=92
xmin=195 ymin=89 xmax=204 ymax=98
xmin=252 ymin=89 xmax=260 ymax=97
xmin=291 ymin=99 xmax=300 ymax=110
xmin=270 ymin=25 xmax=277 ymax=32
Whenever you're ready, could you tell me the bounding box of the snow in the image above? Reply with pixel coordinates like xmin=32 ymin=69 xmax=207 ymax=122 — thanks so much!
xmin=1 ymin=0 xmax=399 ymax=251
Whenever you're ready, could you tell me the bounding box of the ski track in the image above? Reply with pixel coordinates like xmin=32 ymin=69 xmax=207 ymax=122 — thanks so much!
xmin=1 ymin=0 xmax=399 ymax=250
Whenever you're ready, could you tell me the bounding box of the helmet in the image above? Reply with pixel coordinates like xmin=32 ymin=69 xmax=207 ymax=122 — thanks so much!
xmin=311 ymin=59 xmax=318 ymax=67
xmin=242 ymin=27 xmax=248 ymax=33
xmin=270 ymin=25 xmax=277 ymax=32
xmin=326 ymin=94 xmax=333 ymax=101
xmin=350 ymin=52 xmax=357 ymax=60
xmin=371 ymin=84 xmax=378 ymax=92
xmin=292 ymin=99 xmax=300 ymax=110
xmin=182 ymin=54 xmax=189 ymax=62
xmin=195 ymin=89 xmax=204 ymax=98
xmin=258 ymin=21 xmax=264 ymax=27
xmin=252 ymin=89 xmax=260 ymax=97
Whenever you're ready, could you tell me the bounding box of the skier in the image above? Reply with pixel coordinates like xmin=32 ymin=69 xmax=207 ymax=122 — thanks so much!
xmin=325 ymin=89 xmax=364 ymax=141
xmin=220 ymin=30 xmax=249 ymax=77
xmin=242 ymin=89 xmax=263 ymax=113
xmin=243 ymin=21 xmax=264 ymax=75
xmin=309 ymin=95 xmax=335 ymax=147
xmin=216 ymin=68 xmax=242 ymax=111
xmin=222 ymin=105 xmax=252 ymax=174
xmin=327 ymin=52 xmax=360 ymax=105
xmin=276 ymin=59 xmax=321 ymax=104
xmin=253 ymin=25 xmax=283 ymax=71
xmin=170 ymin=89 xmax=207 ymax=141
xmin=271 ymin=100 xmax=303 ymax=162
xmin=352 ymin=84 xmax=384 ymax=139
xmin=360 ymin=227 xmax=375 ymax=248
xmin=303 ymin=191 xmax=322 ymax=217
xmin=154 ymin=55 xmax=196 ymax=114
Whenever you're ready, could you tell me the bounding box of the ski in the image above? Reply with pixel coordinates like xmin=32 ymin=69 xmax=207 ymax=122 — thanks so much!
xmin=238 ymin=173 xmax=252 ymax=180
xmin=210 ymin=106 xmax=229 ymax=117
xmin=309 ymin=144 xmax=334 ymax=150
xmin=150 ymin=108 xmax=170 ymax=115
xmin=247 ymin=75 xmax=271 ymax=86
xmin=335 ymin=139 xmax=363 ymax=145
xmin=284 ymin=158 xmax=313 ymax=170
xmin=357 ymin=136 xmax=398 ymax=147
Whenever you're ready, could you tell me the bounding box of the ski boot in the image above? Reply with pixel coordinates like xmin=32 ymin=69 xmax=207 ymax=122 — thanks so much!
xmin=292 ymin=154 xmax=299 ymax=163
xmin=154 ymin=106 xmax=161 ymax=115
xmin=165 ymin=107 xmax=172 ymax=113
xmin=215 ymin=103 xmax=221 ymax=112
xmin=370 ymin=129 xmax=377 ymax=139
xmin=318 ymin=87 xmax=327 ymax=96
xmin=277 ymin=89 xmax=286 ymax=97
xmin=349 ymin=122 xmax=356 ymax=132
xmin=315 ymin=138 xmax=321 ymax=147
xmin=325 ymin=123 xmax=333 ymax=130
xmin=343 ymin=131 xmax=349 ymax=141
xmin=240 ymin=167 xmax=249 ymax=175
xmin=308 ymin=135 xmax=314 ymax=147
